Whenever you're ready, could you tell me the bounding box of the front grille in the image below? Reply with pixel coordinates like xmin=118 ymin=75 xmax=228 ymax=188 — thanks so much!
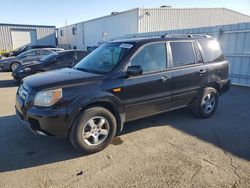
xmin=18 ymin=84 xmax=28 ymax=101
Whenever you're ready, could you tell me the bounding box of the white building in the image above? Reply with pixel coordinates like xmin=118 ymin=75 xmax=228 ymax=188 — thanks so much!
xmin=58 ymin=7 xmax=250 ymax=50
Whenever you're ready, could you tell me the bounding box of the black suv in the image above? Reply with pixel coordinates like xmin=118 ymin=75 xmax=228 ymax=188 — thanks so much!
xmin=15 ymin=35 xmax=230 ymax=153
xmin=12 ymin=50 xmax=89 ymax=81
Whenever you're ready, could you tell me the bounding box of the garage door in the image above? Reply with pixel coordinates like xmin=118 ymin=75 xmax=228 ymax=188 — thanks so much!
xmin=11 ymin=30 xmax=37 ymax=50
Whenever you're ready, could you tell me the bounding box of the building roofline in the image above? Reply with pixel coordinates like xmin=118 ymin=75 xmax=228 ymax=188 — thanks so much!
xmin=0 ymin=23 xmax=56 ymax=28
xmin=58 ymin=8 xmax=139 ymax=28
xmin=58 ymin=7 xmax=250 ymax=29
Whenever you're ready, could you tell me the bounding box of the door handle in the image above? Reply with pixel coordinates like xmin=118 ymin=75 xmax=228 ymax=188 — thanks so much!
xmin=199 ymin=69 xmax=207 ymax=74
xmin=161 ymin=75 xmax=171 ymax=82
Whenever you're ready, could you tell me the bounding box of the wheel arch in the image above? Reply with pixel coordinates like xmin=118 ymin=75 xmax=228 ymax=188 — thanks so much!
xmin=68 ymin=98 xmax=124 ymax=137
xmin=10 ymin=61 xmax=21 ymax=70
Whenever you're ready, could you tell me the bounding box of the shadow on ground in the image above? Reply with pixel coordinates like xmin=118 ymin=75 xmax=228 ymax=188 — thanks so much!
xmin=0 ymin=79 xmax=18 ymax=88
xmin=0 ymin=86 xmax=249 ymax=172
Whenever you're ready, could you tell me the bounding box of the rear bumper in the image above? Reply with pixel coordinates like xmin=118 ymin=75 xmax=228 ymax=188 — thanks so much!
xmin=219 ymin=79 xmax=231 ymax=95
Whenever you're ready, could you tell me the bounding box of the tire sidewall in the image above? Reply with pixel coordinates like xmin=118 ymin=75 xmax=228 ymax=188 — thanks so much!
xmin=70 ymin=107 xmax=117 ymax=153
xmin=199 ymin=88 xmax=218 ymax=118
xmin=11 ymin=62 xmax=20 ymax=71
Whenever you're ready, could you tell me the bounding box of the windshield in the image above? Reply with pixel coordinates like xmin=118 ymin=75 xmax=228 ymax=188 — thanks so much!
xmin=40 ymin=52 xmax=58 ymax=63
xmin=74 ymin=43 xmax=134 ymax=74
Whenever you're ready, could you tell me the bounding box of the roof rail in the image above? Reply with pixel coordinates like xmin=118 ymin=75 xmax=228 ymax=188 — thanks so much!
xmin=161 ymin=34 xmax=212 ymax=39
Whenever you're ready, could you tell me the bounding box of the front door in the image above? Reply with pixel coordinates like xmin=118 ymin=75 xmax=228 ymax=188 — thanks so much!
xmin=121 ymin=42 xmax=172 ymax=121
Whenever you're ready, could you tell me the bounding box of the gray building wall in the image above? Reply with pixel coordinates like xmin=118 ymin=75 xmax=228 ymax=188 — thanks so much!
xmin=138 ymin=8 xmax=250 ymax=32
xmin=58 ymin=7 xmax=250 ymax=49
xmin=113 ymin=22 xmax=250 ymax=87
xmin=0 ymin=23 xmax=56 ymax=51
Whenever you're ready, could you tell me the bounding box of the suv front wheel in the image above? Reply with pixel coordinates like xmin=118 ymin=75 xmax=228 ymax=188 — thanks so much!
xmin=70 ymin=107 xmax=117 ymax=153
xmin=191 ymin=87 xmax=219 ymax=118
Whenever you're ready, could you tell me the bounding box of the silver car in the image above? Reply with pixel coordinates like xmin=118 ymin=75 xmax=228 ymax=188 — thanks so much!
xmin=0 ymin=48 xmax=63 ymax=71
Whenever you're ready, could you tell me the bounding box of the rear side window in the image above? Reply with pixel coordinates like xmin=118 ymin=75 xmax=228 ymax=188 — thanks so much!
xmin=131 ymin=43 xmax=167 ymax=73
xmin=170 ymin=42 xmax=195 ymax=67
xmin=41 ymin=50 xmax=51 ymax=56
xmin=57 ymin=52 xmax=75 ymax=64
xmin=198 ymin=39 xmax=224 ymax=63
xmin=76 ymin=51 xmax=89 ymax=62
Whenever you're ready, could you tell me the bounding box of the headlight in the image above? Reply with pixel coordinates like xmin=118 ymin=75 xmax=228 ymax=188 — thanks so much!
xmin=19 ymin=67 xmax=31 ymax=73
xmin=34 ymin=89 xmax=62 ymax=107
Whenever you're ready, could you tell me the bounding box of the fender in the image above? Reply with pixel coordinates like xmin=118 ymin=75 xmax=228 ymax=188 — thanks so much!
xmin=68 ymin=90 xmax=125 ymax=134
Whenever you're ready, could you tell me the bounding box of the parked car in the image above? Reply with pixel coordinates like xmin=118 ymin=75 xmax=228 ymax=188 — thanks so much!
xmin=0 ymin=48 xmax=63 ymax=71
xmin=3 ymin=45 xmax=57 ymax=57
xmin=15 ymin=35 xmax=230 ymax=154
xmin=12 ymin=50 xmax=89 ymax=81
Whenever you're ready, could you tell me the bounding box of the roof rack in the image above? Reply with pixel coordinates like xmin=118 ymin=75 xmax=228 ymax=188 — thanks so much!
xmin=161 ymin=34 xmax=212 ymax=39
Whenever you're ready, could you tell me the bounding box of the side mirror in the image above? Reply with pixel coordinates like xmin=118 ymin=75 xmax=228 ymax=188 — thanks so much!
xmin=127 ymin=65 xmax=143 ymax=76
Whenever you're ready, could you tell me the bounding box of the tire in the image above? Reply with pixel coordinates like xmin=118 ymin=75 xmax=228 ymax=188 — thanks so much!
xmin=10 ymin=62 xmax=20 ymax=71
xmin=191 ymin=87 xmax=218 ymax=118
xmin=70 ymin=107 xmax=117 ymax=154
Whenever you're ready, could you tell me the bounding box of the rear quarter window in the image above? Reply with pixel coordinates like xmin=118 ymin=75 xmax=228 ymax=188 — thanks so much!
xmin=198 ymin=39 xmax=225 ymax=63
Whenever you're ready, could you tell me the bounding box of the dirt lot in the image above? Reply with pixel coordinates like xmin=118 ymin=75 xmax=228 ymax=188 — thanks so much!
xmin=0 ymin=72 xmax=250 ymax=188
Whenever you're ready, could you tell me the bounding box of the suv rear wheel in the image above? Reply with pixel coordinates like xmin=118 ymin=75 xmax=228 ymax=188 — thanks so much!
xmin=70 ymin=107 xmax=117 ymax=153
xmin=191 ymin=87 xmax=218 ymax=118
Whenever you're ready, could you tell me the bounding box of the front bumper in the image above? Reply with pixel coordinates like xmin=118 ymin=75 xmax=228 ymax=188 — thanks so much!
xmin=15 ymin=94 xmax=71 ymax=137
xmin=0 ymin=63 xmax=9 ymax=71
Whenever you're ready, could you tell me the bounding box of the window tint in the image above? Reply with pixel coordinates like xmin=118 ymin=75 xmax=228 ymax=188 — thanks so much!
xmin=199 ymin=39 xmax=224 ymax=63
xmin=24 ymin=50 xmax=38 ymax=56
xmin=41 ymin=50 xmax=52 ymax=56
xmin=76 ymin=51 xmax=89 ymax=62
xmin=170 ymin=42 xmax=195 ymax=67
xmin=57 ymin=52 xmax=75 ymax=64
xmin=131 ymin=43 xmax=167 ymax=73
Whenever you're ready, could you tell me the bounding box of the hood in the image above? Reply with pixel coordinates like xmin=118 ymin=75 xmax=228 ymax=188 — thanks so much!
xmin=23 ymin=68 xmax=104 ymax=91
xmin=0 ymin=57 xmax=17 ymax=64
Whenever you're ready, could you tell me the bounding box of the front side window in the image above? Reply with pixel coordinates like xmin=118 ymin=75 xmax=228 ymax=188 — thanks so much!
xmin=18 ymin=50 xmax=37 ymax=58
xmin=170 ymin=42 xmax=195 ymax=67
xmin=131 ymin=43 xmax=167 ymax=73
xmin=75 ymin=43 xmax=133 ymax=74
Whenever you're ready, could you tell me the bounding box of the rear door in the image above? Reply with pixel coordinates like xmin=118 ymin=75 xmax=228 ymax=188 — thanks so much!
xmin=168 ymin=40 xmax=205 ymax=108
xmin=121 ymin=42 xmax=172 ymax=121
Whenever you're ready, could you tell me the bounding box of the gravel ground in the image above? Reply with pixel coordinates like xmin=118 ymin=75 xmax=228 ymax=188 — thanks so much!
xmin=0 ymin=72 xmax=250 ymax=188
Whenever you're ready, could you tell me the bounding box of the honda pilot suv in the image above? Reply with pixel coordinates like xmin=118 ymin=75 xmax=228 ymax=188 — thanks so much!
xmin=15 ymin=35 xmax=230 ymax=153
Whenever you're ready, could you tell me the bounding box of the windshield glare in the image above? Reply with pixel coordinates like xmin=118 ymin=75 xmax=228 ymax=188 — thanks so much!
xmin=74 ymin=43 xmax=133 ymax=74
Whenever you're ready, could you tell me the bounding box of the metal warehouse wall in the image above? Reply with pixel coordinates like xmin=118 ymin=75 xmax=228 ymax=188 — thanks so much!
xmin=57 ymin=23 xmax=85 ymax=50
xmin=58 ymin=9 xmax=138 ymax=50
xmin=138 ymin=8 xmax=250 ymax=33
xmin=113 ymin=22 xmax=250 ymax=87
xmin=0 ymin=24 xmax=56 ymax=51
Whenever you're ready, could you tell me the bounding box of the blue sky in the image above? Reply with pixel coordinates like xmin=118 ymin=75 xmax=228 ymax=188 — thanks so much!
xmin=1 ymin=0 xmax=250 ymax=27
